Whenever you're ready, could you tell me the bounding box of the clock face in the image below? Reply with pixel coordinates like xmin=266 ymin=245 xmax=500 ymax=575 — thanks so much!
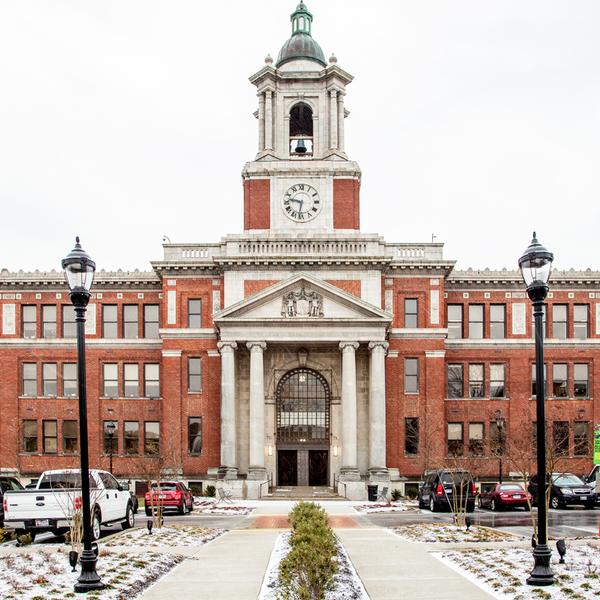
xmin=282 ymin=183 xmax=321 ymax=222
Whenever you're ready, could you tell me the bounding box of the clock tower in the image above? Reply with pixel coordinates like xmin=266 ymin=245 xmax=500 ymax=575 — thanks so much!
xmin=243 ymin=1 xmax=361 ymax=233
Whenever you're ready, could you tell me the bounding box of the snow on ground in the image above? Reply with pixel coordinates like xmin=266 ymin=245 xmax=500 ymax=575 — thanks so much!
xmin=193 ymin=498 xmax=254 ymax=515
xmin=436 ymin=543 xmax=600 ymax=599
xmin=258 ymin=532 xmax=369 ymax=600
xmin=0 ymin=547 xmax=182 ymax=600
xmin=392 ymin=522 xmax=514 ymax=543
xmin=354 ymin=500 xmax=418 ymax=514
xmin=103 ymin=525 xmax=224 ymax=548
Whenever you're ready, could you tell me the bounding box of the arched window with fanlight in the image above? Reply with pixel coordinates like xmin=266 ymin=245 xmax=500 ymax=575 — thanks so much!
xmin=289 ymin=102 xmax=313 ymax=156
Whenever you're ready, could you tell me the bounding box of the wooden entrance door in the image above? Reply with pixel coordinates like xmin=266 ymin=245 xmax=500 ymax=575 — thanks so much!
xmin=308 ymin=450 xmax=328 ymax=486
xmin=277 ymin=450 xmax=298 ymax=486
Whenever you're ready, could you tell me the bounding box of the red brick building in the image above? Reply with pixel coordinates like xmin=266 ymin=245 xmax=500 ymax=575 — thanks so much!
xmin=1 ymin=2 xmax=598 ymax=498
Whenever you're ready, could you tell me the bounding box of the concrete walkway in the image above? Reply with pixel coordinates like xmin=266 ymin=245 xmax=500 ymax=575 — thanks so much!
xmin=338 ymin=528 xmax=495 ymax=600
xmin=140 ymin=529 xmax=279 ymax=599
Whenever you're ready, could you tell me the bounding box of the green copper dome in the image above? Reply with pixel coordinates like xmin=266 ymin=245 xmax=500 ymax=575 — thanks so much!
xmin=276 ymin=1 xmax=327 ymax=68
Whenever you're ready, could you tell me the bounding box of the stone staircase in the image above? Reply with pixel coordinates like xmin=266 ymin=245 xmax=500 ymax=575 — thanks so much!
xmin=262 ymin=485 xmax=344 ymax=501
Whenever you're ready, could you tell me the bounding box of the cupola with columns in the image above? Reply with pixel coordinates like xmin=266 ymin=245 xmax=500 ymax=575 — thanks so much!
xmin=243 ymin=1 xmax=361 ymax=233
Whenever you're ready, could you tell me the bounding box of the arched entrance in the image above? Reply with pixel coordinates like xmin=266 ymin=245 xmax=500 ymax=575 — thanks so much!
xmin=276 ymin=368 xmax=330 ymax=486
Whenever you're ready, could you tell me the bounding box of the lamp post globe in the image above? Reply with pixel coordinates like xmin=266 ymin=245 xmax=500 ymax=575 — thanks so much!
xmin=62 ymin=237 xmax=104 ymax=593
xmin=519 ymin=232 xmax=555 ymax=587
xmin=107 ymin=421 xmax=116 ymax=474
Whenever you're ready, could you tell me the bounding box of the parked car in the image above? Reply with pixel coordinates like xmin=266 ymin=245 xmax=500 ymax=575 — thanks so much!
xmin=0 ymin=476 xmax=24 ymax=527
xmin=3 ymin=469 xmax=135 ymax=540
xmin=528 ymin=473 xmax=597 ymax=510
xmin=478 ymin=483 xmax=531 ymax=511
xmin=145 ymin=481 xmax=194 ymax=516
xmin=418 ymin=469 xmax=476 ymax=513
xmin=119 ymin=480 xmax=139 ymax=514
xmin=24 ymin=479 xmax=39 ymax=489
xmin=583 ymin=465 xmax=600 ymax=504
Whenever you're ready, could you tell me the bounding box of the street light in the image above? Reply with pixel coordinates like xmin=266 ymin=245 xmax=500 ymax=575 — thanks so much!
xmin=494 ymin=410 xmax=506 ymax=484
xmin=106 ymin=421 xmax=116 ymax=475
xmin=518 ymin=231 xmax=555 ymax=587
xmin=62 ymin=237 xmax=105 ymax=593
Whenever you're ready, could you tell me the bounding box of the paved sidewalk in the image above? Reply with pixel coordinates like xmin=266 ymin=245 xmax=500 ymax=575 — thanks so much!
xmin=337 ymin=528 xmax=495 ymax=600
xmin=140 ymin=529 xmax=279 ymax=600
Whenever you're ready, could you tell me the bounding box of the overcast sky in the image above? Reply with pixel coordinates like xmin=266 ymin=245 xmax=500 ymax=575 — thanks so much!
xmin=1 ymin=1 xmax=599 ymax=273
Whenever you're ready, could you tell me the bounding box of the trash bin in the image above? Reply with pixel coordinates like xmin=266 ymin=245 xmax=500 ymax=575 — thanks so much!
xmin=367 ymin=484 xmax=378 ymax=502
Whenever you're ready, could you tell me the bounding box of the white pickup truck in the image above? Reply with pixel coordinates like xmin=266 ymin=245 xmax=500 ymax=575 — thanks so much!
xmin=2 ymin=469 xmax=135 ymax=541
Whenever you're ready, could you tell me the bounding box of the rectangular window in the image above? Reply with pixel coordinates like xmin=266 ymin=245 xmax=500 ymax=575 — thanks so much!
xmin=124 ymin=363 xmax=139 ymax=397
xmin=62 ymin=363 xmax=77 ymax=397
xmin=447 ymin=304 xmax=463 ymax=339
xmin=22 ymin=420 xmax=38 ymax=453
xmin=187 ymin=299 xmax=202 ymax=328
xmin=103 ymin=421 xmax=118 ymax=454
xmin=468 ymin=422 xmax=484 ymax=456
xmin=144 ymin=422 xmax=160 ymax=455
xmin=42 ymin=305 xmax=57 ymax=338
xmin=22 ymin=363 xmax=37 ymax=397
xmin=490 ymin=421 xmax=506 ymax=456
xmin=42 ymin=363 xmax=57 ymax=396
xmin=103 ymin=363 xmax=119 ymax=397
xmin=531 ymin=363 xmax=547 ymax=397
xmin=143 ymin=304 xmax=160 ymax=338
xmin=123 ymin=305 xmax=139 ymax=339
xmin=62 ymin=305 xmax=76 ymax=338
xmin=144 ymin=363 xmax=160 ymax=398
xmin=404 ymin=298 xmax=418 ymax=328
xmin=468 ymin=304 xmax=484 ymax=339
xmin=404 ymin=417 xmax=419 ymax=455
xmin=22 ymin=305 xmax=37 ymax=338
xmin=404 ymin=358 xmax=419 ymax=394
xmin=552 ymin=363 xmax=568 ymax=398
xmin=573 ymin=364 xmax=589 ymax=398
xmin=102 ymin=305 xmax=118 ymax=338
xmin=447 ymin=364 xmax=463 ymax=398
xmin=489 ymin=304 xmax=506 ymax=339
xmin=188 ymin=358 xmax=202 ymax=392
xmin=573 ymin=305 xmax=588 ymax=339
xmin=124 ymin=421 xmax=139 ymax=455
xmin=573 ymin=422 xmax=590 ymax=456
xmin=62 ymin=420 xmax=78 ymax=454
xmin=490 ymin=364 xmax=506 ymax=398
xmin=468 ymin=364 xmax=484 ymax=398
xmin=188 ymin=417 xmax=202 ymax=454
xmin=552 ymin=421 xmax=569 ymax=456
xmin=552 ymin=304 xmax=567 ymax=339
xmin=447 ymin=423 xmax=463 ymax=456
xmin=42 ymin=420 xmax=57 ymax=453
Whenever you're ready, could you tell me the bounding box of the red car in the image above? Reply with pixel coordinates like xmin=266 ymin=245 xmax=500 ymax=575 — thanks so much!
xmin=145 ymin=481 xmax=194 ymax=516
xmin=478 ymin=483 xmax=531 ymax=511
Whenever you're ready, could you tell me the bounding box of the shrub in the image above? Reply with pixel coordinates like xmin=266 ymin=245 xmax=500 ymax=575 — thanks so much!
xmin=391 ymin=489 xmax=402 ymax=501
xmin=204 ymin=485 xmax=216 ymax=498
xmin=278 ymin=502 xmax=338 ymax=600
xmin=17 ymin=532 xmax=33 ymax=546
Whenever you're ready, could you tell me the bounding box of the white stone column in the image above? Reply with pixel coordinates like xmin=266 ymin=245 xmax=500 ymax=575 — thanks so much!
xmin=218 ymin=342 xmax=238 ymax=478
xmin=337 ymin=92 xmax=345 ymax=152
xmin=368 ymin=341 xmax=389 ymax=477
xmin=339 ymin=341 xmax=360 ymax=479
xmin=265 ymin=90 xmax=273 ymax=150
xmin=247 ymin=341 xmax=267 ymax=479
xmin=258 ymin=93 xmax=265 ymax=151
xmin=329 ymin=89 xmax=338 ymax=150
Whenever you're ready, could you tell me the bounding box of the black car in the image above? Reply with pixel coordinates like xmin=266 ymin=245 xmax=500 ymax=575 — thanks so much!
xmin=0 ymin=476 xmax=24 ymax=527
xmin=528 ymin=473 xmax=597 ymax=510
xmin=418 ymin=469 xmax=476 ymax=513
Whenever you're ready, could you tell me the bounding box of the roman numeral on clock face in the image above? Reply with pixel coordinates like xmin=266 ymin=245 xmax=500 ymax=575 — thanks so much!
xmin=282 ymin=184 xmax=321 ymax=222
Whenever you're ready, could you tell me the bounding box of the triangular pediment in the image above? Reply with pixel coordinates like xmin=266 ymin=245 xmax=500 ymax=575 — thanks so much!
xmin=214 ymin=273 xmax=391 ymax=324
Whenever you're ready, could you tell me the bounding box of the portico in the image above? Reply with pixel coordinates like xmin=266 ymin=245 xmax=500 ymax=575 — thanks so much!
xmin=213 ymin=273 xmax=391 ymax=499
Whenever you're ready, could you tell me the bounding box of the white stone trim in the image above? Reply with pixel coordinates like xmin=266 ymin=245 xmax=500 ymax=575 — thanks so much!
xmin=162 ymin=350 xmax=182 ymax=358
xmin=389 ymin=328 xmax=448 ymax=339
xmin=2 ymin=303 xmax=16 ymax=335
xmin=425 ymin=350 xmax=446 ymax=358
xmin=158 ymin=328 xmax=216 ymax=339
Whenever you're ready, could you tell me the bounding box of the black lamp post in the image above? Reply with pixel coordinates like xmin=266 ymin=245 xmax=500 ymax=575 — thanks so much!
xmin=62 ymin=237 xmax=105 ymax=593
xmin=495 ymin=411 xmax=506 ymax=484
xmin=107 ymin=421 xmax=116 ymax=475
xmin=518 ymin=232 xmax=555 ymax=587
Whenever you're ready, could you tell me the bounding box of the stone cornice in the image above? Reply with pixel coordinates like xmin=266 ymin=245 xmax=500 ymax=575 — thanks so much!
xmin=445 ymin=338 xmax=600 ymax=350
xmin=448 ymin=269 xmax=600 ymax=286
